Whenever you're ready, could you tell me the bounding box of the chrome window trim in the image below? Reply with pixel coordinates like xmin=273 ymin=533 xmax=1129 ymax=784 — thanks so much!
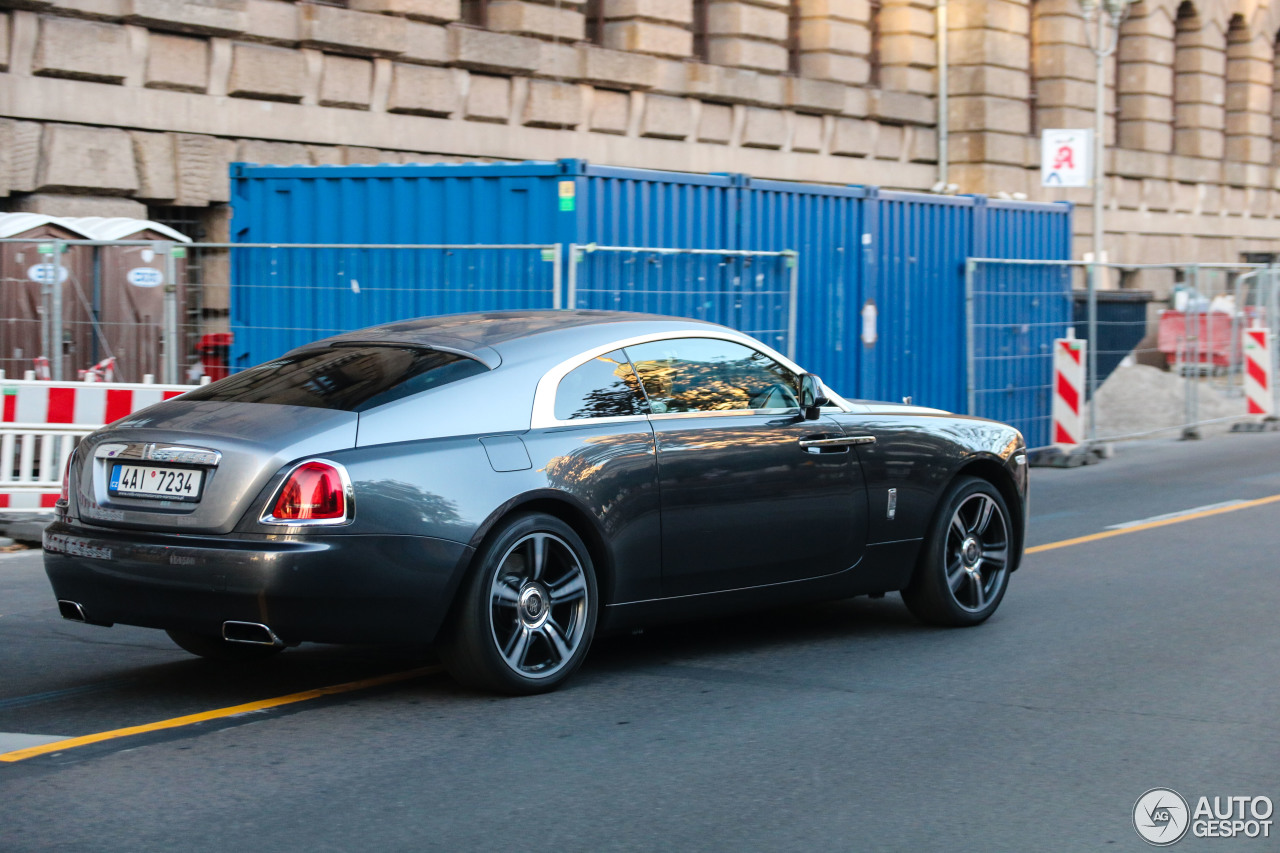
xmin=531 ymin=329 xmax=852 ymax=430
xmin=259 ymin=458 xmax=356 ymax=527
xmin=647 ymin=408 xmax=799 ymax=421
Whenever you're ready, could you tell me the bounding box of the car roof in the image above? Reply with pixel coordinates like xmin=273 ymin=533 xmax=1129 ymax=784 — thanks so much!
xmin=296 ymin=310 xmax=728 ymax=369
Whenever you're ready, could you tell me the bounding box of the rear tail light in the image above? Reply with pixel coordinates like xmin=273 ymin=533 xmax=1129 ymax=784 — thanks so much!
xmin=263 ymin=460 xmax=352 ymax=525
xmin=59 ymin=451 xmax=75 ymax=504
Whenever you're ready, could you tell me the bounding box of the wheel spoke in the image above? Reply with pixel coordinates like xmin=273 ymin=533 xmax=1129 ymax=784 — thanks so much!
xmin=972 ymin=571 xmax=987 ymax=608
xmin=973 ymin=496 xmax=995 ymax=536
xmin=541 ymin=621 xmax=573 ymax=663
xmin=549 ymin=571 xmax=586 ymax=604
xmin=949 ymin=513 xmax=967 ymax=543
xmin=947 ymin=562 xmax=967 ymax=593
xmin=492 ymin=579 xmax=521 ymax=607
xmin=981 ymin=546 xmax=1008 ymax=572
xmin=528 ymin=533 xmax=549 ymax=580
xmin=503 ymin=626 xmax=533 ymax=669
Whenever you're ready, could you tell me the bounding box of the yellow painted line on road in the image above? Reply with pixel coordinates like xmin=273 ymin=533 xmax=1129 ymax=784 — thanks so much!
xmin=0 ymin=665 xmax=441 ymax=764
xmin=1027 ymin=492 xmax=1280 ymax=555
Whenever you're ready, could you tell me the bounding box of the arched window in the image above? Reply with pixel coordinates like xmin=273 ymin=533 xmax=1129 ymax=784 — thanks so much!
xmin=1173 ymin=1 xmax=1225 ymax=159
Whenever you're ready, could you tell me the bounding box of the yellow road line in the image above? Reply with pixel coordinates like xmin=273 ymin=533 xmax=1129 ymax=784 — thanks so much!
xmin=0 ymin=665 xmax=440 ymax=764
xmin=1027 ymin=492 xmax=1280 ymax=555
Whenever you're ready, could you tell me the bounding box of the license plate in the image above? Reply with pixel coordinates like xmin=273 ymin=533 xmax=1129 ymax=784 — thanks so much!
xmin=109 ymin=464 xmax=205 ymax=502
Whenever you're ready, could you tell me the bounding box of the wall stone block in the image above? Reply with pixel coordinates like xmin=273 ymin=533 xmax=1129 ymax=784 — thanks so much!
xmin=1118 ymin=121 xmax=1173 ymax=152
xmin=246 ymin=0 xmax=301 ymax=46
xmin=950 ymin=65 xmax=1027 ymax=99
xmin=603 ymin=21 xmax=691 ymax=58
xmin=871 ymin=90 xmax=934 ymax=126
xmin=348 ymin=0 xmax=460 ymax=23
xmin=589 ymin=88 xmax=630 ymax=133
xmin=1118 ymin=62 xmax=1173 ymax=97
xmin=741 ymin=106 xmax=785 ymax=149
xmin=402 ymin=21 xmax=448 ymax=63
xmin=641 ymin=94 xmax=691 ymax=139
xmin=786 ymin=77 xmax=845 ymax=113
xmin=948 ymin=28 xmax=1027 ymax=70
xmin=0 ymin=13 xmax=10 ymax=73
xmin=707 ymin=2 xmax=788 ymax=41
xmin=873 ymin=124 xmax=902 ymax=160
xmin=320 ymin=54 xmax=373 ymax=108
xmin=605 ymin=0 xmax=691 ymax=26
xmin=578 ymin=45 xmax=657 ymax=89
xmin=464 ymin=74 xmax=511 ymax=122
xmin=523 ymin=79 xmax=583 ymax=127
xmin=1122 ymin=34 xmax=1174 ymax=66
xmin=908 ymin=126 xmax=938 ymax=163
xmin=301 ymin=4 xmax=407 ymax=56
xmin=685 ymin=62 xmax=784 ymax=106
xmin=386 ymin=63 xmax=457 ymax=115
xmin=33 ymin=17 xmax=130 ymax=84
xmin=145 ymin=33 xmax=210 ymax=92
xmin=698 ymin=102 xmax=733 ymax=142
xmin=948 ymin=0 xmax=1027 ymax=33
xmin=1033 ymin=43 xmax=1093 ymax=81
xmin=237 ymin=139 xmax=311 ymax=166
xmin=879 ymin=5 xmax=933 ymax=36
xmin=1167 ymin=154 xmax=1218 ymax=184
xmin=797 ymin=19 xmax=869 ymax=55
xmin=707 ymin=37 xmax=787 ymax=73
xmin=1225 ymin=81 xmax=1271 ymax=113
xmin=879 ymin=66 xmax=935 ymax=95
xmin=124 ymin=0 xmax=248 ymax=37
xmin=1033 ymin=78 xmax=1093 ymax=111
xmin=1032 ymin=11 xmax=1085 ymax=45
xmin=950 ymin=163 xmax=1029 ymax=195
xmin=227 ymin=42 xmax=307 ymax=102
xmin=451 ymin=26 xmax=540 ymax=73
xmin=797 ymin=53 xmax=869 ymax=86
xmin=790 ymin=114 xmax=823 ymax=153
xmin=1225 ymin=112 xmax=1269 ymax=137
xmin=11 ymin=194 xmax=149 ymax=218
xmin=949 ymin=95 xmax=1029 ymax=134
xmin=1174 ymin=102 xmax=1224 ymax=129
xmin=831 ymin=117 xmax=871 ymax=156
xmin=307 ymin=145 xmax=344 ymax=164
xmin=1174 ymin=46 xmax=1225 ymax=76
xmin=1226 ymin=136 xmax=1270 ymax=165
xmin=131 ymin=130 xmax=177 ymax=200
xmin=1117 ymin=93 xmax=1174 ymax=122
xmin=949 ymin=131 xmax=1025 ymax=166
xmin=39 ymin=124 xmax=138 ymax=193
xmin=490 ymin=1 xmax=583 ymax=41
xmin=1174 ymin=128 xmax=1224 ymax=160
xmin=1175 ymin=72 xmax=1225 ymax=105
xmin=796 ymin=0 xmax=868 ymax=20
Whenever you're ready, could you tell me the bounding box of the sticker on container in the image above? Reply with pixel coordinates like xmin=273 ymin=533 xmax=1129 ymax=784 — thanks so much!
xmin=558 ymin=180 xmax=576 ymax=212
xmin=27 ymin=264 xmax=69 ymax=285
xmin=126 ymin=267 xmax=165 ymax=288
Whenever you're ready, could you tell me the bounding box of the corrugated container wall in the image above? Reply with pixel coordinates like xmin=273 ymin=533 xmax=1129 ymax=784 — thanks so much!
xmin=230 ymin=160 xmax=1072 ymax=423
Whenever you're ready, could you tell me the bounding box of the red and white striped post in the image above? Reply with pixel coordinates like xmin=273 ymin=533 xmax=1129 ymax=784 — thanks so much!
xmin=1052 ymin=333 xmax=1087 ymax=445
xmin=1243 ymin=324 xmax=1274 ymax=418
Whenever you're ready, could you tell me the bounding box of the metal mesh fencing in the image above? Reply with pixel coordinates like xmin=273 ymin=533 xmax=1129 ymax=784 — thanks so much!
xmin=567 ymin=245 xmax=799 ymax=360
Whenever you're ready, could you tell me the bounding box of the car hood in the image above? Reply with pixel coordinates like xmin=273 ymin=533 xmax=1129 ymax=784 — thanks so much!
xmin=70 ymin=401 xmax=358 ymax=535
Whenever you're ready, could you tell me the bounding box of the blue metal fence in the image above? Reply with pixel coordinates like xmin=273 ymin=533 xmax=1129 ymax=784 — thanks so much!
xmin=230 ymin=159 xmax=1073 ymax=424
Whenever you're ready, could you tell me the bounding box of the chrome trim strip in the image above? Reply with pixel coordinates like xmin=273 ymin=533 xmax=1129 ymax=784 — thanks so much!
xmin=94 ymin=442 xmax=222 ymax=467
xmin=259 ymin=458 xmax=356 ymax=527
xmin=649 ymin=408 xmax=800 ymax=421
xmin=798 ymin=436 xmax=876 ymax=448
xmin=530 ymin=329 xmax=853 ymax=430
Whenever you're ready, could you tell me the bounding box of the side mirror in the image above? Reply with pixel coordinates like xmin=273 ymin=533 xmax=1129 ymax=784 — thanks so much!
xmin=799 ymin=374 xmax=829 ymax=420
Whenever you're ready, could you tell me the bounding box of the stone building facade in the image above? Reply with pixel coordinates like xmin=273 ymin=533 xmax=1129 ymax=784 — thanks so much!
xmin=1 ymin=0 xmax=1279 ymax=280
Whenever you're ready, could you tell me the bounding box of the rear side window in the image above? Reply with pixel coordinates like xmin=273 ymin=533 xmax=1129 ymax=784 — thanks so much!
xmin=183 ymin=345 xmax=486 ymax=412
xmin=554 ymin=350 xmax=648 ymax=420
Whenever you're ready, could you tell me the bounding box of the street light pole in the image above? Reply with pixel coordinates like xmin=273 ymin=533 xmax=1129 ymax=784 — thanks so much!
xmin=1077 ymin=0 xmax=1132 ymax=443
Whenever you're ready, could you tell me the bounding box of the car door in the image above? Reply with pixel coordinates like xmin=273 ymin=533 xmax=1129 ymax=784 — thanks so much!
xmin=624 ymin=336 xmax=868 ymax=597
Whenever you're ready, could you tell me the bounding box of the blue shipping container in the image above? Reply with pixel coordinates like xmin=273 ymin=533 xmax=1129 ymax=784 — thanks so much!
xmin=230 ymin=159 xmax=1072 ymax=437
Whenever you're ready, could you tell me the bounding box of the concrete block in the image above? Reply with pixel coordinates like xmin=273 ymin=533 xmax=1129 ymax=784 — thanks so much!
xmin=741 ymin=106 xmax=785 ymax=149
xmin=387 ymin=63 xmax=458 ymax=115
xmin=33 ymin=17 xmax=129 ymax=84
xmin=0 ymin=13 xmax=10 ymax=73
xmin=131 ymin=131 xmax=177 ymax=200
xmin=578 ymin=44 xmax=657 ymax=89
xmin=301 ymin=4 xmax=407 ymax=56
xmin=786 ymin=76 xmax=845 ymax=113
xmin=523 ymin=79 xmax=583 ymax=128
xmin=790 ymin=113 xmax=823 ymax=152
xmin=320 ymin=54 xmax=373 ymax=109
xmin=706 ymin=37 xmax=787 ymax=73
xmin=604 ymin=0 xmax=692 ymax=25
xmin=246 ymin=0 xmax=300 ymax=45
xmin=124 ymin=0 xmax=248 ymax=36
xmin=878 ymin=66 xmax=935 ymax=96
xmin=10 ymin=194 xmax=148 ymax=218
xmin=831 ymin=117 xmax=872 ymax=157
xmin=144 ymin=32 xmax=210 ymax=92
xmin=872 ymin=90 xmax=934 ymax=126
xmin=227 ymin=43 xmax=306 ymax=102
xmin=797 ymin=19 xmax=868 ymax=55
xmin=797 ymin=52 xmax=869 ymax=86
xmin=641 ymin=94 xmax=691 ymax=139
xmin=403 ymin=21 xmax=448 ymax=64
xmin=237 ymin=139 xmax=311 ymax=166
xmin=603 ymin=20 xmax=691 ymax=58
xmin=1117 ymin=120 xmax=1173 ymax=153
xmin=450 ymin=25 xmax=539 ymax=73
xmin=698 ymin=102 xmax=733 ymax=142
xmin=707 ymin=1 xmax=788 ymax=41
xmin=348 ymin=0 xmax=459 ymax=23
xmin=490 ymin=1 xmax=584 ymax=41
xmin=908 ymin=126 xmax=938 ymax=163
xmin=873 ymin=123 xmax=902 ymax=160
xmin=589 ymin=88 xmax=630 ymax=133
xmin=38 ymin=124 xmax=138 ymax=194
xmin=465 ymin=73 xmax=510 ymax=122
xmin=795 ymin=0 xmax=868 ymax=22
xmin=1174 ymin=128 xmax=1224 ymax=159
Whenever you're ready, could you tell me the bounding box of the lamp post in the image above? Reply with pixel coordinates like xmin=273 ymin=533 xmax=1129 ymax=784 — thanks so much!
xmin=1077 ymin=0 xmax=1132 ymax=442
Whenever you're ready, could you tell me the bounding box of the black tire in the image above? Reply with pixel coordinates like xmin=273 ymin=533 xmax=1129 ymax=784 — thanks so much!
xmin=901 ymin=476 xmax=1012 ymax=627
xmin=166 ymin=629 xmax=285 ymax=662
xmin=440 ymin=513 xmax=598 ymax=695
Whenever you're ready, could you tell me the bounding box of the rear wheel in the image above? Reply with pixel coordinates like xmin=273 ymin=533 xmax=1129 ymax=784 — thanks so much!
xmin=441 ymin=513 xmax=598 ymax=695
xmin=166 ymin=629 xmax=284 ymax=662
xmin=902 ymin=476 xmax=1012 ymax=627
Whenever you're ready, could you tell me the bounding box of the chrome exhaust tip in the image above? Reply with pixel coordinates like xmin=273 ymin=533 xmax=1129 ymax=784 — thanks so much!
xmin=58 ymin=600 xmax=87 ymax=622
xmin=222 ymin=621 xmax=283 ymax=647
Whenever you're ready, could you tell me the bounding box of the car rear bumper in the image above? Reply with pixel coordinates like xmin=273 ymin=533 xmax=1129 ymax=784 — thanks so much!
xmin=42 ymin=521 xmax=474 ymax=645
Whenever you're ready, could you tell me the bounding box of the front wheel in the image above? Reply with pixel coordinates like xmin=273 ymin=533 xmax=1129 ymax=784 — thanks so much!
xmin=902 ymin=477 xmax=1013 ymax=627
xmin=440 ymin=513 xmax=598 ymax=695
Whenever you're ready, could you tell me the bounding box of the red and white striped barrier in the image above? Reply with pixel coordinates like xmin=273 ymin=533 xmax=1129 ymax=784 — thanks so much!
xmin=1052 ymin=335 xmax=1086 ymax=445
xmin=0 ymin=375 xmax=196 ymax=511
xmin=1243 ymin=325 xmax=1274 ymax=418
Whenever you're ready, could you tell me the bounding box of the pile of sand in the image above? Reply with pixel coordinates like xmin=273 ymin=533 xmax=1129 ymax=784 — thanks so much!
xmin=1092 ymin=363 xmax=1247 ymax=439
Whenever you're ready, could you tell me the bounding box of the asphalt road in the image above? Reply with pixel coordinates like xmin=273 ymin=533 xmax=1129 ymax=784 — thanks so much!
xmin=3 ymin=432 xmax=1280 ymax=851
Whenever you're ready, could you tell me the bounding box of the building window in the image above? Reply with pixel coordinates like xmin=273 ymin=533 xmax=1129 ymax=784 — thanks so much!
xmin=461 ymin=0 xmax=488 ymax=27
xmin=692 ymin=0 xmax=709 ymax=61
xmin=867 ymin=0 xmax=882 ymax=88
xmin=585 ymin=0 xmax=605 ymax=46
xmin=787 ymin=0 xmax=802 ymax=74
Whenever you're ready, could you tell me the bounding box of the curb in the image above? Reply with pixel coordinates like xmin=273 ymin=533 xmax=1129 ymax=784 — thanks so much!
xmin=0 ymin=513 xmax=50 ymax=547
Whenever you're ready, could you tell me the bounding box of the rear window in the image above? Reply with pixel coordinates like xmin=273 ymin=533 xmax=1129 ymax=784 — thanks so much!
xmin=183 ymin=345 xmax=487 ymax=412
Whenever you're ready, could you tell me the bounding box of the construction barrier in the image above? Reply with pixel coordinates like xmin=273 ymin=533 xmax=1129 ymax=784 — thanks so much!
xmin=1052 ymin=335 xmax=1086 ymax=445
xmin=1243 ymin=326 xmax=1274 ymax=418
xmin=0 ymin=374 xmax=196 ymax=511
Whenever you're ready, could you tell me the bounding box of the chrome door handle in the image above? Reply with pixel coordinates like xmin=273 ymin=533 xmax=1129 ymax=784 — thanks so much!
xmin=799 ymin=436 xmax=876 ymax=453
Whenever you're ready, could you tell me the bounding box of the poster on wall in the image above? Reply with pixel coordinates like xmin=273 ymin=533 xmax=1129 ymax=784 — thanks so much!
xmin=1041 ymin=129 xmax=1092 ymax=188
